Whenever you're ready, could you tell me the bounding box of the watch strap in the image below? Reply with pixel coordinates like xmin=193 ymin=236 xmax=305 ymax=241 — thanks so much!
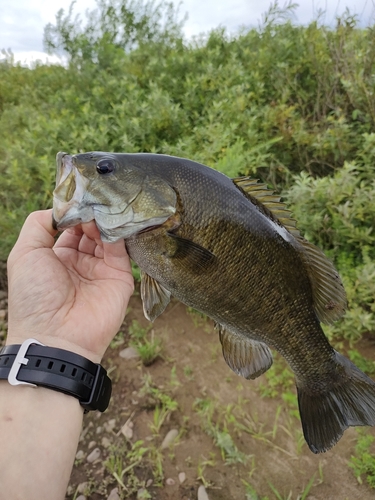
xmin=0 ymin=340 xmax=112 ymax=412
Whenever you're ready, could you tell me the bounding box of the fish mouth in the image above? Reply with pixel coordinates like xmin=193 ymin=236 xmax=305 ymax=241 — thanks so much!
xmin=52 ymin=152 xmax=93 ymax=229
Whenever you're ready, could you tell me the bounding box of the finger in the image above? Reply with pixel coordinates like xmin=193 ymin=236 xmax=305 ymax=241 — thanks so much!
xmin=95 ymin=245 xmax=104 ymax=259
xmin=103 ymin=239 xmax=132 ymax=274
xmin=78 ymin=234 xmax=97 ymax=255
xmin=54 ymin=228 xmax=84 ymax=251
xmin=8 ymin=210 xmax=57 ymax=262
xmin=81 ymin=221 xmax=101 ymax=241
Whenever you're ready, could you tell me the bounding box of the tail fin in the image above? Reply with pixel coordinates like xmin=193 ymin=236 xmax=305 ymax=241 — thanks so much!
xmin=297 ymin=351 xmax=375 ymax=453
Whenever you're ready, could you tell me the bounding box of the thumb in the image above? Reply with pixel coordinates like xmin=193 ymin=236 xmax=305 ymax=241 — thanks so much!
xmin=8 ymin=210 xmax=57 ymax=265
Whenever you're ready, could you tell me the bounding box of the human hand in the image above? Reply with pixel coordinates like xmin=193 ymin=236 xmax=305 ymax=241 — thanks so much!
xmin=7 ymin=209 xmax=134 ymax=363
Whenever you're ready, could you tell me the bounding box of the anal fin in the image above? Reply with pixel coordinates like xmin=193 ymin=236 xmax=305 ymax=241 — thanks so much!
xmin=217 ymin=325 xmax=273 ymax=380
xmin=140 ymin=271 xmax=171 ymax=322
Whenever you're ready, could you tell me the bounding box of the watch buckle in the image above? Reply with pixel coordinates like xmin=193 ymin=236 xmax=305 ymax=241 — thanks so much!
xmin=8 ymin=338 xmax=45 ymax=387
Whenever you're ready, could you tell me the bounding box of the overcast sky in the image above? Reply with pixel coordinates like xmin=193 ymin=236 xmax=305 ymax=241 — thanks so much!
xmin=1 ymin=0 xmax=374 ymax=64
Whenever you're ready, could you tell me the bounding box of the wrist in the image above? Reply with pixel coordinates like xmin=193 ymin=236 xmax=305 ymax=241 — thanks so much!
xmin=6 ymin=333 xmax=102 ymax=364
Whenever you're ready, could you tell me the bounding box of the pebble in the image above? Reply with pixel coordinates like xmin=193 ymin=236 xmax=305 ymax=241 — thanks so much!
xmin=75 ymin=450 xmax=86 ymax=460
xmin=119 ymin=346 xmax=140 ymax=359
xmin=104 ymin=418 xmax=116 ymax=433
xmin=107 ymin=487 xmax=120 ymax=500
xmin=121 ymin=419 xmax=134 ymax=440
xmin=178 ymin=472 xmax=186 ymax=484
xmin=161 ymin=429 xmax=179 ymax=449
xmin=166 ymin=478 xmax=175 ymax=486
xmin=101 ymin=436 xmax=112 ymax=448
xmin=88 ymin=440 xmax=97 ymax=449
xmin=146 ymin=479 xmax=153 ymax=487
xmin=0 ymin=310 xmax=6 ymax=320
xmin=77 ymin=482 xmax=88 ymax=493
xmin=86 ymin=447 xmax=101 ymax=463
xmin=96 ymin=426 xmax=103 ymax=434
xmin=197 ymin=485 xmax=210 ymax=500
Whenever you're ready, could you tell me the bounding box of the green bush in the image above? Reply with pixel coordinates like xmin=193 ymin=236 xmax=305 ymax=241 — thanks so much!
xmin=0 ymin=0 xmax=374 ymax=345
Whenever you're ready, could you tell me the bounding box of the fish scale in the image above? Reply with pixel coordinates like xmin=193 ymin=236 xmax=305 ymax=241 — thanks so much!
xmin=53 ymin=151 xmax=375 ymax=454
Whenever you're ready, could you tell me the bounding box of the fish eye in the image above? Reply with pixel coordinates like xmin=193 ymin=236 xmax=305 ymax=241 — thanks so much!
xmin=96 ymin=159 xmax=115 ymax=174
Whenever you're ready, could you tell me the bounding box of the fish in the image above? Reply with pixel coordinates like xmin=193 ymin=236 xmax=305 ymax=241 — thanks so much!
xmin=52 ymin=151 xmax=375 ymax=453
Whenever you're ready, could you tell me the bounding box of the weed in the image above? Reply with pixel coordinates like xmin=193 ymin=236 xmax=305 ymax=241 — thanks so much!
xmin=349 ymin=429 xmax=375 ymax=487
xmin=169 ymin=365 xmax=181 ymax=387
xmin=183 ymin=365 xmax=194 ymax=380
xmin=187 ymin=307 xmax=208 ymax=328
xmin=196 ymin=453 xmax=216 ymax=487
xmin=194 ymin=398 xmax=248 ymax=464
xmin=128 ymin=321 xmax=162 ymax=366
xmin=243 ymin=481 xmax=269 ymax=500
xmin=132 ymin=334 xmax=162 ymax=366
xmin=348 ymin=349 xmax=375 ymax=375
xmin=139 ymin=374 xmax=179 ymax=435
xmin=110 ymin=330 xmax=125 ymax=349
xmin=104 ymin=440 xmax=149 ymax=494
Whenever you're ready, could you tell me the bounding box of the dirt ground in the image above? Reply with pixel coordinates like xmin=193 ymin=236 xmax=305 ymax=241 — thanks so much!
xmin=1 ymin=274 xmax=374 ymax=500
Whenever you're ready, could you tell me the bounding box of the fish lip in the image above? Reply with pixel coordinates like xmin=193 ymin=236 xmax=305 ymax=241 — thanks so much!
xmin=53 ymin=153 xmax=92 ymax=228
xmin=55 ymin=152 xmax=71 ymax=187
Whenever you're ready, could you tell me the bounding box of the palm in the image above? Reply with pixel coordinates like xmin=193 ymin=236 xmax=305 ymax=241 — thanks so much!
xmin=7 ymin=212 xmax=134 ymax=362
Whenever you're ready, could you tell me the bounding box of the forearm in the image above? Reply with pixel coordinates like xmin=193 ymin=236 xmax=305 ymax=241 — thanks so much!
xmin=0 ymin=381 xmax=83 ymax=500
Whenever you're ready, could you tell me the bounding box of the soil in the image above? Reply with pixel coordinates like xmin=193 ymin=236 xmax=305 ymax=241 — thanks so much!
xmin=1 ymin=276 xmax=374 ymax=500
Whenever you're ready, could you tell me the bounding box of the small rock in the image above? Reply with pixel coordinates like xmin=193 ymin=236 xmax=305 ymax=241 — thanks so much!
xmin=101 ymin=436 xmax=112 ymax=448
xmin=146 ymin=479 xmax=153 ymax=487
xmin=178 ymin=472 xmax=186 ymax=484
xmin=88 ymin=440 xmax=97 ymax=449
xmin=0 ymin=310 xmax=6 ymax=320
xmin=77 ymin=482 xmax=88 ymax=493
xmin=96 ymin=426 xmax=103 ymax=434
xmin=120 ymin=419 xmax=134 ymax=440
xmin=104 ymin=418 xmax=116 ymax=433
xmin=86 ymin=447 xmax=101 ymax=463
xmin=197 ymin=485 xmax=210 ymax=500
xmin=75 ymin=450 xmax=86 ymax=460
xmin=119 ymin=346 xmax=140 ymax=360
xmin=161 ymin=428 xmax=179 ymax=449
xmin=107 ymin=487 xmax=120 ymax=500
xmin=76 ymin=496 xmax=86 ymax=500
xmin=166 ymin=478 xmax=175 ymax=486
xmin=66 ymin=485 xmax=74 ymax=496
xmin=79 ymin=425 xmax=90 ymax=442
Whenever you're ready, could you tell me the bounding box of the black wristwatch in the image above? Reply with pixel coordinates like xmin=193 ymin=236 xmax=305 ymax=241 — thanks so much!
xmin=0 ymin=339 xmax=112 ymax=412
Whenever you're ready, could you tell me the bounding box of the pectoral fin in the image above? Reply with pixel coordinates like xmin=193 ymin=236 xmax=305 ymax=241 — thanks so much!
xmin=140 ymin=271 xmax=171 ymax=322
xmin=167 ymin=233 xmax=215 ymax=272
xmin=217 ymin=325 xmax=273 ymax=380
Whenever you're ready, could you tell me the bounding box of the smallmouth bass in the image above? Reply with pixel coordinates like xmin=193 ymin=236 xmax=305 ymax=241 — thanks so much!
xmin=52 ymin=151 xmax=375 ymax=453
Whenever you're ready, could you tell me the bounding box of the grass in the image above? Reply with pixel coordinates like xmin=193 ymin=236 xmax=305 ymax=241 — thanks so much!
xmin=127 ymin=320 xmax=163 ymax=366
xmin=193 ymin=398 xmax=249 ymax=465
xmin=349 ymin=429 xmax=375 ymax=488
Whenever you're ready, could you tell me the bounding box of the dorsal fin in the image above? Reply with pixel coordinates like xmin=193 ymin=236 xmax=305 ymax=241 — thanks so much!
xmin=233 ymin=177 xmax=300 ymax=237
xmin=232 ymin=176 xmax=347 ymax=324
